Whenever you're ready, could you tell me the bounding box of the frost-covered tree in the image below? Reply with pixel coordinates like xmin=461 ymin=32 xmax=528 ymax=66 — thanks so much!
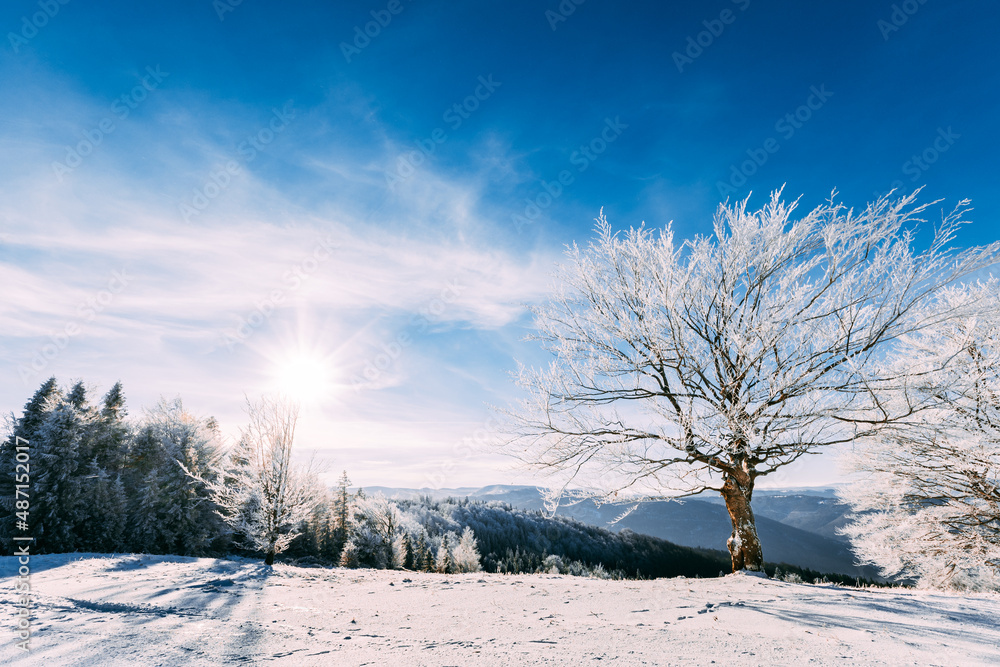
xmin=340 ymin=493 xmax=402 ymax=569
xmin=413 ymin=530 xmax=431 ymax=571
xmin=66 ymin=380 xmax=90 ymax=412
xmin=452 ymin=526 xmax=482 ymax=573
xmin=208 ymin=396 xmax=320 ymax=565
xmin=840 ymin=289 xmax=1000 ymax=591
xmin=435 ymin=533 xmax=454 ymax=573
xmin=128 ymin=398 xmax=225 ymax=555
xmin=500 ymin=191 xmax=999 ymax=571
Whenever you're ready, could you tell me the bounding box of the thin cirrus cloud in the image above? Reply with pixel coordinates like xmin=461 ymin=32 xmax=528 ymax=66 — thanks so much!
xmin=0 ymin=69 xmax=557 ymax=488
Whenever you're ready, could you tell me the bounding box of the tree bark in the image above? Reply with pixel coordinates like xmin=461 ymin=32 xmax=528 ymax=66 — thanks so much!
xmin=264 ymin=549 xmax=275 ymax=566
xmin=720 ymin=473 xmax=764 ymax=572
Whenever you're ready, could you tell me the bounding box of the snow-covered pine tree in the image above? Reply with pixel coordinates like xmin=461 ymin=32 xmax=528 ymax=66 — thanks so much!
xmin=401 ymin=532 xmax=415 ymax=569
xmin=330 ymin=470 xmax=352 ymax=561
xmin=32 ymin=394 xmax=91 ymax=552
xmin=452 ymin=526 xmax=482 ymax=573
xmin=89 ymin=381 xmax=130 ymax=474
xmin=78 ymin=463 xmax=127 ymax=552
xmin=66 ymin=381 xmax=90 ymax=412
xmin=130 ymin=469 xmax=168 ymax=553
xmin=414 ymin=530 xmax=430 ymax=571
xmin=435 ymin=533 xmax=453 ymax=574
xmin=0 ymin=377 xmax=60 ymax=549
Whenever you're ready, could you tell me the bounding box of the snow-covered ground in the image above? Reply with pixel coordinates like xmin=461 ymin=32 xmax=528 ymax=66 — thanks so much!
xmin=2 ymin=554 xmax=999 ymax=666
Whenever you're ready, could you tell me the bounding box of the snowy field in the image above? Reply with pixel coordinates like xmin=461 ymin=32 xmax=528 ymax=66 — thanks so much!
xmin=2 ymin=554 xmax=999 ymax=666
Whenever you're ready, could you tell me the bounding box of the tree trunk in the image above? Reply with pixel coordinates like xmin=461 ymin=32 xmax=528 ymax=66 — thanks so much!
xmin=264 ymin=549 xmax=275 ymax=566
xmin=720 ymin=473 xmax=764 ymax=572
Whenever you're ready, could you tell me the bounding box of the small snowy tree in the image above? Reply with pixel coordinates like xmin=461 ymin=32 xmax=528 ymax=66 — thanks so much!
xmin=413 ymin=530 xmax=431 ymax=571
xmin=330 ymin=470 xmax=352 ymax=561
xmin=452 ymin=526 xmax=482 ymax=573
xmin=499 ymin=190 xmax=999 ymax=572
xmin=840 ymin=289 xmax=1000 ymax=591
xmin=392 ymin=532 xmax=410 ymax=570
xmin=209 ymin=396 xmax=321 ymax=565
xmin=435 ymin=533 xmax=454 ymax=573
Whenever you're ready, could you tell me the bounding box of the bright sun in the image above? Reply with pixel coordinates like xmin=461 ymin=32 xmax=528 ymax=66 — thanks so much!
xmin=272 ymin=351 xmax=334 ymax=406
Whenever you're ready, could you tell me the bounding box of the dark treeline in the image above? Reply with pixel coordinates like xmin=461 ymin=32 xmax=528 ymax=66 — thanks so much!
xmin=402 ymin=497 xmax=729 ymax=579
xmin=1 ymin=378 xmax=879 ymax=585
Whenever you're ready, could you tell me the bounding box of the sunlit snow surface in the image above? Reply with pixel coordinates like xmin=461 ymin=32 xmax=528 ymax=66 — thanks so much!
xmin=2 ymin=554 xmax=999 ymax=666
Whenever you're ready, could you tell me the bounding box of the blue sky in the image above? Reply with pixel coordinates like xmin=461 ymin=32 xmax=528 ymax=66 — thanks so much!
xmin=1 ymin=0 xmax=998 ymax=489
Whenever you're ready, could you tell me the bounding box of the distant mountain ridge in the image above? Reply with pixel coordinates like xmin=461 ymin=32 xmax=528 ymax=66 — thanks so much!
xmin=358 ymin=484 xmax=876 ymax=578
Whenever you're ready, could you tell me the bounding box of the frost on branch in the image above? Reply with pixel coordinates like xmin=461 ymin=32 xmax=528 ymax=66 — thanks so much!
xmin=840 ymin=287 xmax=1000 ymax=591
xmin=498 ymin=188 xmax=1000 ymax=572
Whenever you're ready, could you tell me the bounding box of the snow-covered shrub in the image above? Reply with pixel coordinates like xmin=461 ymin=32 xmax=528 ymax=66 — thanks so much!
xmin=589 ymin=563 xmax=610 ymax=579
xmin=542 ymin=554 xmax=564 ymax=574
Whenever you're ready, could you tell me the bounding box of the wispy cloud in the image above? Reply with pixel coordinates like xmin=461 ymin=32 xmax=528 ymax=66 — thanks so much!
xmin=0 ymin=73 xmax=559 ymax=486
